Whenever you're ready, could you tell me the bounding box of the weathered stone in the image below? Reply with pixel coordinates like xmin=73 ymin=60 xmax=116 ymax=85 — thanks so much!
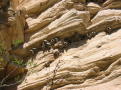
xmin=73 ymin=3 xmax=86 ymax=11
xmin=103 ymin=0 xmax=121 ymax=9
xmin=26 ymin=0 xmax=87 ymax=33
xmin=19 ymin=0 xmax=61 ymax=16
xmin=30 ymin=9 xmax=90 ymax=40
xmin=11 ymin=9 xmax=90 ymax=56
xmin=87 ymin=2 xmax=101 ymax=18
xmin=103 ymin=0 xmax=117 ymax=7
xmin=2 ymin=0 xmax=121 ymax=90
xmin=87 ymin=16 xmax=121 ymax=33
xmin=26 ymin=0 xmax=73 ymax=33
xmin=92 ymin=9 xmax=121 ymax=24
xmin=18 ymin=29 xmax=121 ymax=90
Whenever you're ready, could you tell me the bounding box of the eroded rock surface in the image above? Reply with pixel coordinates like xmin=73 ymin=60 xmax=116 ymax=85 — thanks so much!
xmin=1 ymin=0 xmax=121 ymax=90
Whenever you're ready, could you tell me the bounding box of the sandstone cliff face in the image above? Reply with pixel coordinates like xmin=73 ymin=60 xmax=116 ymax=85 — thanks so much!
xmin=1 ymin=0 xmax=121 ymax=90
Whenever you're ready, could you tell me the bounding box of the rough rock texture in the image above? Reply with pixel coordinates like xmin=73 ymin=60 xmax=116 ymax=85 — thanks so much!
xmin=18 ymin=29 xmax=121 ymax=90
xmin=103 ymin=0 xmax=121 ymax=9
xmin=87 ymin=2 xmax=101 ymax=18
xmin=1 ymin=0 xmax=121 ymax=90
xmin=91 ymin=9 xmax=121 ymax=24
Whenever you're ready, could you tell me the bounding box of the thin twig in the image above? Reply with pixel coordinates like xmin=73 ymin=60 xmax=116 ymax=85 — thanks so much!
xmin=50 ymin=60 xmax=62 ymax=89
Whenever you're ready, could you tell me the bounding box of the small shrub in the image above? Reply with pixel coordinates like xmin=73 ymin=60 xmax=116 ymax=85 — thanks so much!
xmin=0 ymin=43 xmax=6 ymax=55
xmin=12 ymin=40 xmax=24 ymax=48
xmin=11 ymin=57 xmax=25 ymax=67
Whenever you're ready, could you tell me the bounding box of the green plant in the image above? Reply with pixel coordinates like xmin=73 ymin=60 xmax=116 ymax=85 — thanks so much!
xmin=0 ymin=43 xmax=5 ymax=55
xmin=27 ymin=60 xmax=38 ymax=67
xmin=12 ymin=39 xmax=23 ymax=48
xmin=11 ymin=58 xmax=25 ymax=66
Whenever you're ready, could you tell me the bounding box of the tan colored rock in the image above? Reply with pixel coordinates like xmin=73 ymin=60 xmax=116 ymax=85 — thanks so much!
xmin=47 ymin=9 xmax=90 ymax=31
xmin=103 ymin=0 xmax=118 ymax=7
xmin=1 ymin=0 xmax=121 ymax=90
xmin=92 ymin=9 xmax=121 ymax=24
xmin=73 ymin=3 xmax=86 ymax=11
xmin=103 ymin=0 xmax=121 ymax=9
xmin=71 ymin=0 xmax=86 ymax=3
xmin=18 ymin=0 xmax=61 ymax=16
xmin=26 ymin=0 xmax=87 ymax=33
xmin=87 ymin=2 xmax=101 ymax=18
xmin=12 ymin=9 xmax=90 ymax=56
xmin=87 ymin=16 xmax=121 ymax=33
xmin=26 ymin=0 xmax=73 ymax=33
xmin=31 ymin=9 xmax=90 ymax=40
xmin=18 ymin=29 xmax=121 ymax=90
xmin=11 ymin=0 xmax=19 ymax=9
xmin=19 ymin=0 xmax=86 ymax=15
